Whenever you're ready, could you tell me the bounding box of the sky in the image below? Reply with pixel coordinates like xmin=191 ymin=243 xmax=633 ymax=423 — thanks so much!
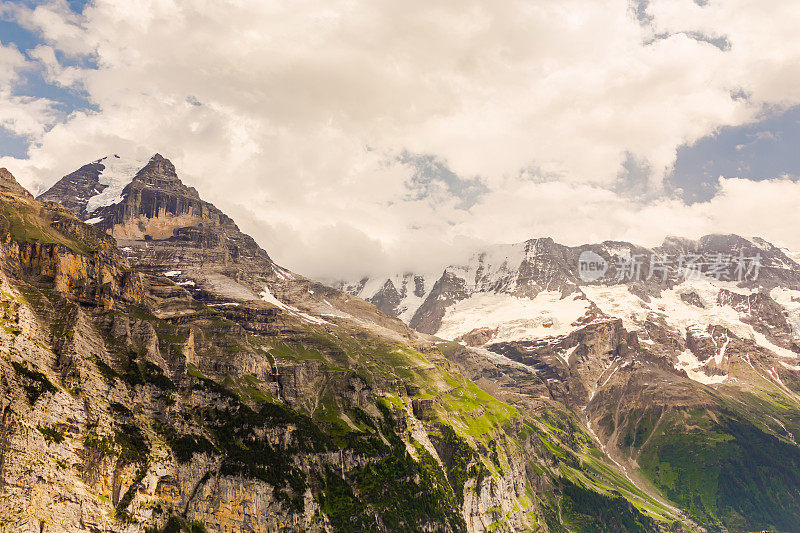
xmin=0 ymin=0 xmax=799 ymax=280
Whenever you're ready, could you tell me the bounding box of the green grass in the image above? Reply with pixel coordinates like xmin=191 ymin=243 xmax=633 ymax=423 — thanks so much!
xmin=439 ymin=379 xmax=518 ymax=439
xmin=623 ymin=406 xmax=800 ymax=531
xmin=0 ymin=200 xmax=92 ymax=255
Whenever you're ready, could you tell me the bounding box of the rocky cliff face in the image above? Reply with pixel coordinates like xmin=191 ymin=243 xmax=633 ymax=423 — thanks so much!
xmin=0 ymin=169 xmax=32 ymax=199
xmin=0 ymin=163 xmax=685 ymax=533
xmin=345 ymin=234 xmax=800 ymax=337
xmin=343 ymin=233 xmax=800 ymax=530
xmin=0 ymin=188 xmax=142 ymax=308
xmin=25 ymin=152 xmax=800 ymax=531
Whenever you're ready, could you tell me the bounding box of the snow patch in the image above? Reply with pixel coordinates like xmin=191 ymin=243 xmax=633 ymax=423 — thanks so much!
xmin=436 ymin=291 xmax=590 ymax=343
xmin=272 ymin=264 xmax=295 ymax=281
xmin=260 ymin=285 xmax=331 ymax=326
xmin=580 ymin=285 xmax=650 ymax=330
xmin=163 ymin=270 xmax=181 ymax=277
xmin=602 ymin=243 xmax=632 ymax=260
xmin=85 ymin=155 xmax=148 ymax=213
xmin=472 ymin=347 xmax=536 ymax=372
xmin=353 ymin=272 xmax=440 ymax=324
xmin=675 ymin=350 xmax=728 ymax=385
xmin=558 ymin=345 xmax=579 ymax=365
xmin=771 ymin=287 xmax=800 ymax=343
xmin=85 ymin=217 xmax=103 ymax=224
xmin=259 ymin=285 xmax=286 ymax=308
xmin=783 ymin=249 xmax=800 ymax=266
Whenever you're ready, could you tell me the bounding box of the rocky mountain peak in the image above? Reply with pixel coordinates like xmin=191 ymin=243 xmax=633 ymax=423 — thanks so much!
xmin=32 ymin=151 xmax=409 ymax=337
xmin=37 ymin=154 xmax=149 ymax=216
xmin=660 ymin=234 xmax=697 ymax=248
xmin=345 ymin=233 xmax=800 ymax=336
xmin=127 ymin=153 xmax=200 ymax=200
xmin=8 ymin=153 xmax=800 ymax=531
xmin=35 ymin=153 xmax=272 ymax=273
xmin=0 ymin=167 xmax=32 ymax=198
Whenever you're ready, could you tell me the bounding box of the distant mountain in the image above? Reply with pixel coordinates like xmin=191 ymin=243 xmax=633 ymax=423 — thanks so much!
xmin=6 ymin=153 xmax=800 ymax=531
xmin=337 ymin=272 xmax=440 ymax=322
xmin=37 ymin=154 xmax=405 ymax=333
xmin=339 ymin=234 xmax=800 ymax=529
xmin=342 ymin=234 xmax=800 ymax=341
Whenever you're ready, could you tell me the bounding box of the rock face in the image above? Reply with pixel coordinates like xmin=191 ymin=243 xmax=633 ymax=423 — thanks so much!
xmin=36 ymin=159 xmax=106 ymax=215
xmin=0 ymin=168 xmax=32 ymax=199
xmin=19 ymin=154 xmax=800 ymax=532
xmin=344 ymin=233 xmax=800 ymax=531
xmin=0 ymin=184 xmax=142 ymax=308
xmin=4 ymin=162 xmax=676 ymax=533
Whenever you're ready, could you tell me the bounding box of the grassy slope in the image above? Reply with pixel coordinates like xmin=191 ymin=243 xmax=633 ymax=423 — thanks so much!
xmin=616 ymin=392 xmax=800 ymax=532
xmin=1 ymin=195 xmax=673 ymax=531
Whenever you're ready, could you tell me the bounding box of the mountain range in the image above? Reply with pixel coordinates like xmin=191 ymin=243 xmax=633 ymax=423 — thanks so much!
xmin=0 ymin=153 xmax=799 ymax=531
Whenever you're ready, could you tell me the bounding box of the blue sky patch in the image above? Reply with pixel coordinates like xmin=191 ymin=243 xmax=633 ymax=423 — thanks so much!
xmin=669 ymin=105 xmax=800 ymax=202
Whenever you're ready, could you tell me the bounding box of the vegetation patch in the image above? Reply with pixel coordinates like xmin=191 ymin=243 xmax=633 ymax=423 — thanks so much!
xmin=429 ymin=423 xmax=475 ymax=505
xmin=38 ymin=424 xmax=65 ymax=444
xmin=145 ymin=516 xmax=208 ymax=533
xmin=11 ymin=360 xmax=57 ymax=403
xmin=317 ymin=468 xmax=380 ymax=531
xmin=637 ymin=409 xmax=800 ymax=531
xmin=191 ymin=377 xmax=333 ymax=512
xmin=152 ymin=420 xmax=218 ymax=463
xmin=109 ymin=401 xmax=133 ymax=417
xmin=544 ymin=477 xmax=659 ymax=532
xmin=119 ymin=349 xmax=176 ymax=392
xmin=348 ymin=442 xmax=467 ymax=533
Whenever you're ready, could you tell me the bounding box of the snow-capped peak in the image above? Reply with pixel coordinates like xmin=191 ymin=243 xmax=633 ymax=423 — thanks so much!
xmin=85 ymin=154 xmax=149 ymax=214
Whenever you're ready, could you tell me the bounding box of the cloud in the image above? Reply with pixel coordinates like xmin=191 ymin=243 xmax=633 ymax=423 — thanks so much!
xmin=399 ymin=151 xmax=489 ymax=210
xmin=28 ymin=45 xmax=84 ymax=87
xmin=2 ymin=0 xmax=93 ymax=56
xmin=0 ymin=41 xmax=59 ymax=141
xmin=461 ymin=176 xmax=800 ymax=253
xmin=1 ymin=0 xmax=800 ymax=278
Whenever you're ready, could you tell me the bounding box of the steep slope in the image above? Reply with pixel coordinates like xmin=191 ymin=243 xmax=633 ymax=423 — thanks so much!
xmin=344 ymin=235 xmax=800 ymax=531
xmin=1 ymin=164 xmax=685 ymax=532
xmin=39 ymin=154 xmax=410 ymax=337
xmin=347 ymin=235 xmax=800 ymax=339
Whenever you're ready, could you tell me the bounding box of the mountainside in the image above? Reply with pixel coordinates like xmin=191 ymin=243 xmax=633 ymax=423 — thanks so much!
xmin=344 ymin=236 xmax=800 ymax=339
xmin=0 ymin=158 xmax=705 ymax=532
xmin=341 ymin=235 xmax=800 ymax=530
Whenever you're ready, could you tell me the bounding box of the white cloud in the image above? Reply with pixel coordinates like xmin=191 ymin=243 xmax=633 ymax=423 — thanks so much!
xmin=0 ymin=41 xmax=58 ymax=140
xmin=1 ymin=0 xmax=800 ymax=278
xmin=28 ymin=45 xmax=84 ymax=87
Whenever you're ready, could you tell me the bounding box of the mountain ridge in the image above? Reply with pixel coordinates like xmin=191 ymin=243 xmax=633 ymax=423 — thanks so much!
xmin=6 ymin=154 xmax=800 ymax=531
xmin=339 ymin=233 xmax=800 ymax=337
xmin=3 ymin=163 xmax=557 ymax=531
